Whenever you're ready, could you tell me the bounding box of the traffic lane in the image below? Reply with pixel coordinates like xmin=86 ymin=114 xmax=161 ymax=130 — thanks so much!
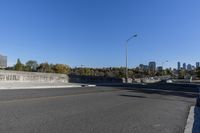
xmin=0 ymin=89 xmax=195 ymax=133
xmin=0 ymin=85 xmax=197 ymax=103
xmin=97 ymin=82 xmax=200 ymax=93
xmin=0 ymin=87 xmax=120 ymax=102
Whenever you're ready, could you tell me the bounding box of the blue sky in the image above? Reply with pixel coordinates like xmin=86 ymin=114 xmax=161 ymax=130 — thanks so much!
xmin=0 ymin=0 xmax=200 ymax=68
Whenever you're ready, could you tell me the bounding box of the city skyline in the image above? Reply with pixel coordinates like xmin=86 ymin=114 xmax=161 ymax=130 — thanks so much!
xmin=2 ymin=54 xmax=200 ymax=70
xmin=0 ymin=0 xmax=200 ymax=68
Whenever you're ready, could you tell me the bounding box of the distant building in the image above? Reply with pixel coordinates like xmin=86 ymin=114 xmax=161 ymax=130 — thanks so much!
xmin=0 ymin=54 xmax=7 ymax=68
xmin=157 ymin=66 xmax=163 ymax=72
xmin=177 ymin=62 xmax=181 ymax=70
xmin=196 ymin=62 xmax=200 ymax=68
xmin=149 ymin=62 xmax=156 ymax=72
xmin=144 ymin=65 xmax=149 ymax=71
xmin=183 ymin=63 xmax=186 ymax=70
xmin=192 ymin=65 xmax=195 ymax=70
xmin=187 ymin=64 xmax=192 ymax=71
xmin=139 ymin=64 xmax=148 ymax=71
xmin=139 ymin=64 xmax=144 ymax=70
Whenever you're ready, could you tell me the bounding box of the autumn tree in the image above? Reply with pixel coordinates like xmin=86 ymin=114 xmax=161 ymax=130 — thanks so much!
xmin=53 ymin=64 xmax=70 ymax=74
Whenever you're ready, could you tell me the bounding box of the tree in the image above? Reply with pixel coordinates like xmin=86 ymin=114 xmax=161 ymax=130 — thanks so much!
xmin=178 ymin=70 xmax=186 ymax=79
xmin=165 ymin=69 xmax=172 ymax=75
xmin=105 ymin=71 xmax=115 ymax=77
xmin=118 ymin=67 xmax=125 ymax=78
xmin=128 ymin=69 xmax=135 ymax=78
xmin=196 ymin=67 xmax=200 ymax=79
xmin=25 ymin=60 xmax=38 ymax=72
xmin=84 ymin=68 xmax=92 ymax=76
xmin=37 ymin=63 xmax=53 ymax=73
xmin=53 ymin=64 xmax=70 ymax=74
xmin=14 ymin=58 xmax=24 ymax=71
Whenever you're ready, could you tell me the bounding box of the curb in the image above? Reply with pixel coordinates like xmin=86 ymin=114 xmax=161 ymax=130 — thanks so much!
xmin=81 ymin=84 xmax=96 ymax=87
xmin=184 ymin=106 xmax=195 ymax=133
xmin=0 ymin=84 xmax=97 ymax=90
xmin=0 ymin=85 xmax=82 ymax=90
xmin=184 ymin=106 xmax=200 ymax=133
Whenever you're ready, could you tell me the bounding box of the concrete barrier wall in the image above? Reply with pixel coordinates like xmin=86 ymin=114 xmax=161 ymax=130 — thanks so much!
xmin=173 ymin=79 xmax=200 ymax=83
xmin=69 ymin=75 xmax=123 ymax=83
xmin=0 ymin=70 xmax=69 ymax=83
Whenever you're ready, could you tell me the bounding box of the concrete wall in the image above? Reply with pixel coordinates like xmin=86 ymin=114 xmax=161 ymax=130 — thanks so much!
xmin=173 ymin=79 xmax=200 ymax=84
xmin=0 ymin=70 xmax=68 ymax=83
xmin=69 ymin=75 xmax=123 ymax=84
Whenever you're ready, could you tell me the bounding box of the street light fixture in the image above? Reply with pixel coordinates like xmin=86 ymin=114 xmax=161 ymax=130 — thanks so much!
xmin=125 ymin=34 xmax=138 ymax=83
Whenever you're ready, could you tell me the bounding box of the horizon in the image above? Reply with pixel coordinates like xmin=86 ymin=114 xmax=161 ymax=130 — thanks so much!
xmin=4 ymin=57 xmax=199 ymax=70
xmin=0 ymin=0 xmax=200 ymax=68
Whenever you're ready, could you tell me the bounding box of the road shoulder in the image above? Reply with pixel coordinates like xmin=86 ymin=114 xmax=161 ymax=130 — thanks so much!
xmin=184 ymin=106 xmax=200 ymax=133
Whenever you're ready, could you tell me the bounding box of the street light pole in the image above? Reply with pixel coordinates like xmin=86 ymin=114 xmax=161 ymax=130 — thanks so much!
xmin=161 ymin=60 xmax=168 ymax=76
xmin=125 ymin=42 xmax=128 ymax=83
xmin=125 ymin=34 xmax=138 ymax=83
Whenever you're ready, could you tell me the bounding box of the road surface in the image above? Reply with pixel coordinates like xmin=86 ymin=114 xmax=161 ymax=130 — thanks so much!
xmin=0 ymin=86 xmax=197 ymax=133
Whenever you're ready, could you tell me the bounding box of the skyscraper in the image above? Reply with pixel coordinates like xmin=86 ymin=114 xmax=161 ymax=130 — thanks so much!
xmin=0 ymin=54 xmax=7 ymax=68
xmin=177 ymin=62 xmax=181 ymax=70
xmin=187 ymin=64 xmax=192 ymax=71
xmin=183 ymin=63 xmax=186 ymax=70
xmin=196 ymin=62 xmax=200 ymax=68
xmin=149 ymin=62 xmax=156 ymax=72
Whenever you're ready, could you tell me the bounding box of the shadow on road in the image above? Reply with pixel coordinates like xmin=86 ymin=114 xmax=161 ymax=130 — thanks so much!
xmin=119 ymin=94 xmax=147 ymax=98
xmin=192 ymin=106 xmax=200 ymax=133
xmin=98 ymin=82 xmax=199 ymax=98
xmin=125 ymin=89 xmax=198 ymax=98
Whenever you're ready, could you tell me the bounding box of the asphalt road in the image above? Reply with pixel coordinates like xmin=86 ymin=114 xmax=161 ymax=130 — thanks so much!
xmin=0 ymin=86 xmax=197 ymax=133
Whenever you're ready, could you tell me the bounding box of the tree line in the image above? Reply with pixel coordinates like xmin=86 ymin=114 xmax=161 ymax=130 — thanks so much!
xmin=4 ymin=58 xmax=173 ymax=78
xmin=6 ymin=58 xmax=200 ymax=79
xmin=7 ymin=59 xmax=70 ymax=74
xmin=6 ymin=59 xmax=131 ymax=78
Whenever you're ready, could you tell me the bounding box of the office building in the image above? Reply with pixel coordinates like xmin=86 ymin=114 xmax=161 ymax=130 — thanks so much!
xmin=187 ymin=64 xmax=192 ymax=71
xmin=0 ymin=54 xmax=7 ymax=68
xmin=183 ymin=63 xmax=186 ymax=70
xmin=177 ymin=62 xmax=181 ymax=70
xmin=196 ymin=62 xmax=200 ymax=68
xmin=157 ymin=66 xmax=163 ymax=72
xmin=149 ymin=62 xmax=156 ymax=72
xmin=139 ymin=64 xmax=149 ymax=71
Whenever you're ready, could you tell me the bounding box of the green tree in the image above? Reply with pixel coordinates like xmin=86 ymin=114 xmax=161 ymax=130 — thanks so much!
xmin=84 ymin=68 xmax=92 ymax=76
xmin=105 ymin=71 xmax=115 ymax=77
xmin=196 ymin=68 xmax=200 ymax=78
xmin=37 ymin=63 xmax=52 ymax=73
xmin=165 ymin=69 xmax=172 ymax=75
xmin=14 ymin=58 xmax=24 ymax=71
xmin=178 ymin=70 xmax=186 ymax=79
xmin=25 ymin=60 xmax=38 ymax=72
xmin=118 ymin=67 xmax=125 ymax=78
